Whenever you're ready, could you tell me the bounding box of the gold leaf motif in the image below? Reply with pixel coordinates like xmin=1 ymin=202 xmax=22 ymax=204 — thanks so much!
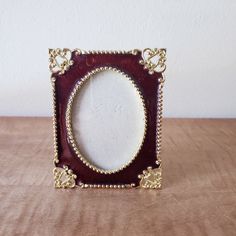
xmin=138 ymin=165 xmax=162 ymax=189
xmin=53 ymin=165 xmax=77 ymax=189
xmin=49 ymin=48 xmax=73 ymax=74
xmin=139 ymin=48 xmax=166 ymax=74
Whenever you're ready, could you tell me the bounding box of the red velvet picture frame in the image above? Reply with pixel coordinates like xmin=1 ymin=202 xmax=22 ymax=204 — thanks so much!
xmin=49 ymin=48 xmax=166 ymax=189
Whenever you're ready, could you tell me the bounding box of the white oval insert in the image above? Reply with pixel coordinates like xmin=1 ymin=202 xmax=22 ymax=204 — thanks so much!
xmin=72 ymin=69 xmax=146 ymax=171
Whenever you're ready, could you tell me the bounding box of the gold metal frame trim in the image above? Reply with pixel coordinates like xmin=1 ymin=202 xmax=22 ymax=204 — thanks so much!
xmin=65 ymin=66 xmax=148 ymax=174
xmin=53 ymin=165 xmax=77 ymax=189
xmin=78 ymin=182 xmax=136 ymax=189
xmin=138 ymin=162 xmax=162 ymax=189
xmin=139 ymin=48 xmax=166 ymax=74
xmin=49 ymin=48 xmax=73 ymax=74
xmin=49 ymin=48 xmax=166 ymax=189
xmin=74 ymin=49 xmax=135 ymax=55
xmin=137 ymin=73 xmax=165 ymax=189
xmin=156 ymin=75 xmax=165 ymax=163
xmin=50 ymin=77 xmax=59 ymax=164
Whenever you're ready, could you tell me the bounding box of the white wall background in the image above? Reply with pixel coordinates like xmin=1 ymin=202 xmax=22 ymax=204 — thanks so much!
xmin=0 ymin=0 xmax=236 ymax=118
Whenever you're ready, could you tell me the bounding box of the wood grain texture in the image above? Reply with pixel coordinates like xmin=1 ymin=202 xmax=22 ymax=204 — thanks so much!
xmin=0 ymin=117 xmax=235 ymax=236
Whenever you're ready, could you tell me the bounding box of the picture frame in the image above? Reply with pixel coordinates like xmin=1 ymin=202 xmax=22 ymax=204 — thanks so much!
xmin=49 ymin=48 xmax=166 ymax=189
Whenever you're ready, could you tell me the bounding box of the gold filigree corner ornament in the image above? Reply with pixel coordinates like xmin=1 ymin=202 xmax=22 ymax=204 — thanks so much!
xmin=138 ymin=165 xmax=162 ymax=189
xmin=53 ymin=165 xmax=77 ymax=189
xmin=139 ymin=48 xmax=166 ymax=74
xmin=49 ymin=48 xmax=73 ymax=75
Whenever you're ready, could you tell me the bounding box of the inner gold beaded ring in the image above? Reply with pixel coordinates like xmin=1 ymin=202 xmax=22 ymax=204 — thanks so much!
xmin=65 ymin=66 xmax=148 ymax=174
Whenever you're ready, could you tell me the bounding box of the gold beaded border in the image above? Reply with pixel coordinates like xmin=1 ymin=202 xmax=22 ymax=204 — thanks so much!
xmin=65 ymin=66 xmax=148 ymax=174
xmin=50 ymin=48 xmax=166 ymax=189
xmin=77 ymin=182 xmax=136 ymax=189
xmin=50 ymin=77 xmax=59 ymax=164
xmin=137 ymin=74 xmax=165 ymax=189
xmin=74 ymin=49 xmax=136 ymax=55
xmin=136 ymin=48 xmax=166 ymax=189
xmin=156 ymin=75 xmax=165 ymax=165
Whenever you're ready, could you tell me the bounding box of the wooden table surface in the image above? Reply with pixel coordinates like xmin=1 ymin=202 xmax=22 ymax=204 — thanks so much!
xmin=0 ymin=117 xmax=236 ymax=236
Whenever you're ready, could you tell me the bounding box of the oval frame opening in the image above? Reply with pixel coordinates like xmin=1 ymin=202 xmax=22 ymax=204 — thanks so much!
xmin=66 ymin=67 xmax=147 ymax=174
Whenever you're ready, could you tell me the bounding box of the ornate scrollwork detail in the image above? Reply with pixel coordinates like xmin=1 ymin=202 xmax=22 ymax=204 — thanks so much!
xmin=49 ymin=48 xmax=73 ymax=74
xmin=138 ymin=163 xmax=162 ymax=189
xmin=139 ymin=48 xmax=166 ymax=74
xmin=53 ymin=165 xmax=77 ymax=189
